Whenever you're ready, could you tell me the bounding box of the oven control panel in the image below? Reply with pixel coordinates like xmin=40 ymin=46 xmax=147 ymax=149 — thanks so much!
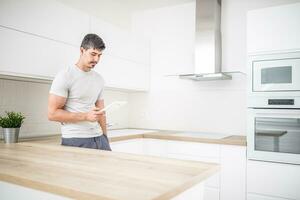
xmin=268 ymin=99 xmax=294 ymax=105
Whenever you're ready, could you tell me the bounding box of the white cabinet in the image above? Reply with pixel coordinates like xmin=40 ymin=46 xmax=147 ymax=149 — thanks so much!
xmin=247 ymin=160 xmax=300 ymax=200
xmin=110 ymin=139 xmax=144 ymax=155
xmin=0 ymin=181 xmax=70 ymax=200
xmin=220 ymin=145 xmax=246 ymax=200
xmin=90 ymin=17 xmax=150 ymax=91
xmin=96 ymin=54 xmax=149 ymax=91
xmin=203 ymin=187 xmax=220 ymax=200
xmin=166 ymin=140 xmax=220 ymax=158
xmin=0 ymin=0 xmax=150 ymax=91
xmin=143 ymin=139 xmax=167 ymax=157
xmin=90 ymin=17 xmax=150 ymax=65
xmin=165 ymin=140 xmax=221 ymax=193
xmin=110 ymin=139 xmax=247 ymax=200
xmin=0 ymin=0 xmax=89 ymax=46
xmin=247 ymin=3 xmax=300 ymax=54
xmin=247 ymin=193 xmax=288 ymax=200
xmin=0 ymin=27 xmax=78 ymax=78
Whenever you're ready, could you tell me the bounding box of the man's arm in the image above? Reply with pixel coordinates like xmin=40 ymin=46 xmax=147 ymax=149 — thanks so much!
xmin=48 ymin=94 xmax=102 ymax=123
xmin=95 ymin=99 xmax=107 ymax=136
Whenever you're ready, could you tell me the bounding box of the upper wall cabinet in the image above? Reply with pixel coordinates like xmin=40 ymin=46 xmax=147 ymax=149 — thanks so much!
xmin=90 ymin=17 xmax=150 ymax=91
xmin=0 ymin=27 xmax=78 ymax=78
xmin=0 ymin=0 xmax=89 ymax=46
xmin=247 ymin=3 xmax=300 ymax=54
xmin=0 ymin=0 xmax=150 ymax=91
xmin=90 ymin=17 xmax=150 ymax=65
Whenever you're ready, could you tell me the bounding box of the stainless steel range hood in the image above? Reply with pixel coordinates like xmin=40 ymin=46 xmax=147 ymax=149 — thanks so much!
xmin=179 ymin=0 xmax=232 ymax=81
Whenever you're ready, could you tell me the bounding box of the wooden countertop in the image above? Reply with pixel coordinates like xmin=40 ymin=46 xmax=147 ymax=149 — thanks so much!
xmin=15 ymin=130 xmax=246 ymax=146
xmin=0 ymin=142 xmax=219 ymax=200
xmin=144 ymin=132 xmax=246 ymax=146
xmin=109 ymin=131 xmax=247 ymax=146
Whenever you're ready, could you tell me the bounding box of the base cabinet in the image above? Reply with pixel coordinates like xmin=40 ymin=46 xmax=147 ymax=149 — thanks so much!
xmin=0 ymin=181 xmax=70 ymax=200
xmin=247 ymin=160 xmax=300 ymax=200
xmin=110 ymin=139 xmax=144 ymax=155
xmin=220 ymin=145 xmax=246 ymax=200
xmin=247 ymin=193 xmax=289 ymax=200
xmin=111 ymin=139 xmax=246 ymax=200
xmin=172 ymin=182 xmax=204 ymax=200
xmin=204 ymin=187 xmax=220 ymax=200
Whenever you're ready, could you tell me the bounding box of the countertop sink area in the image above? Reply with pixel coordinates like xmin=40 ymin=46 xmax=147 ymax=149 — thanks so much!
xmin=172 ymin=132 xmax=231 ymax=139
xmin=108 ymin=129 xmax=158 ymax=138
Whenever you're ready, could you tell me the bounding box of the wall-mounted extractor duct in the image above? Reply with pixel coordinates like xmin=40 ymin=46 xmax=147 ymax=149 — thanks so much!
xmin=179 ymin=0 xmax=234 ymax=81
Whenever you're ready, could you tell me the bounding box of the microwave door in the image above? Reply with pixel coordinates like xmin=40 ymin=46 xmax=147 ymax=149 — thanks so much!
xmin=252 ymin=58 xmax=300 ymax=92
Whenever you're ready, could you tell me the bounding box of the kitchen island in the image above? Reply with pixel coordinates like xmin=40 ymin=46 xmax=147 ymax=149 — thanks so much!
xmin=0 ymin=139 xmax=219 ymax=200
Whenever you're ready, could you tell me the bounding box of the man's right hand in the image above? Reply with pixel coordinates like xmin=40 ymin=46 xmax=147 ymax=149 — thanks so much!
xmin=85 ymin=107 xmax=104 ymax=122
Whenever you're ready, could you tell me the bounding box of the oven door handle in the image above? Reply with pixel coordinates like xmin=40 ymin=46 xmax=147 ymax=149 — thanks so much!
xmin=254 ymin=112 xmax=300 ymax=118
xmin=256 ymin=130 xmax=288 ymax=137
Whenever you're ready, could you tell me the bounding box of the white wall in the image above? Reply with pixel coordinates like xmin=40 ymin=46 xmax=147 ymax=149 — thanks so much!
xmin=0 ymin=79 xmax=129 ymax=138
xmin=128 ymin=0 xmax=300 ymax=135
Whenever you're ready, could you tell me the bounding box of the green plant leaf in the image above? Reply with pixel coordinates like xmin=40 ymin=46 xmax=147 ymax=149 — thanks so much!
xmin=0 ymin=111 xmax=25 ymax=128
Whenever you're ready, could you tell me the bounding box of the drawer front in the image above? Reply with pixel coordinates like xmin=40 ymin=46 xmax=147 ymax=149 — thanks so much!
xmin=167 ymin=140 xmax=220 ymax=158
xmin=247 ymin=193 xmax=288 ymax=200
xmin=143 ymin=139 xmax=167 ymax=157
xmin=247 ymin=160 xmax=300 ymax=199
xmin=204 ymin=187 xmax=220 ymax=200
xmin=110 ymin=139 xmax=144 ymax=155
xmin=166 ymin=153 xmax=220 ymax=188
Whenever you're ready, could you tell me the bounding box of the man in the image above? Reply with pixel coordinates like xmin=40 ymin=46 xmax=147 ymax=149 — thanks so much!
xmin=48 ymin=33 xmax=111 ymax=151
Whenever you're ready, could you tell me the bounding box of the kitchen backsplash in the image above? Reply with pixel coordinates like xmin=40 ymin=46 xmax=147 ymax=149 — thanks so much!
xmin=0 ymin=78 xmax=129 ymax=138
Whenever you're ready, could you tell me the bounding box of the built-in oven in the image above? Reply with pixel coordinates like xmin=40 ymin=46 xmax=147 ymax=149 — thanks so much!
xmin=247 ymin=51 xmax=300 ymax=165
xmin=247 ymin=108 xmax=300 ymax=165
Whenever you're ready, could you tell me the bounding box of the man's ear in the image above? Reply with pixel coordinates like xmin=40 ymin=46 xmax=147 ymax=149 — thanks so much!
xmin=80 ymin=47 xmax=84 ymax=55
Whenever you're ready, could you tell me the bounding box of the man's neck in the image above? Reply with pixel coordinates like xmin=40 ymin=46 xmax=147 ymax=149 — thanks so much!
xmin=75 ymin=62 xmax=90 ymax=72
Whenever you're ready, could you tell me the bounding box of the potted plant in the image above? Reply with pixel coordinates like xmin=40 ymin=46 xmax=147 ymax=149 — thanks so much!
xmin=0 ymin=111 xmax=25 ymax=143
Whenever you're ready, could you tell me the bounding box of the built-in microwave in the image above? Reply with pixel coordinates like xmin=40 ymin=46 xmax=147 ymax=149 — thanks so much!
xmin=248 ymin=51 xmax=300 ymax=108
xmin=247 ymin=108 xmax=300 ymax=165
xmin=252 ymin=58 xmax=300 ymax=92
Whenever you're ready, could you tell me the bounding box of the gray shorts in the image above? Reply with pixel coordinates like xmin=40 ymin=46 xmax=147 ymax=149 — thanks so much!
xmin=61 ymin=134 xmax=111 ymax=151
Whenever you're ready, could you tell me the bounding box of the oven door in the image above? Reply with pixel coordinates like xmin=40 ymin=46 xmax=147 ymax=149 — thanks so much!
xmin=252 ymin=57 xmax=300 ymax=92
xmin=247 ymin=109 xmax=300 ymax=164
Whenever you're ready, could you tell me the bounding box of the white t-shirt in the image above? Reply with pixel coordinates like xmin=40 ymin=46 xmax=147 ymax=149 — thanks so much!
xmin=49 ymin=65 xmax=104 ymax=138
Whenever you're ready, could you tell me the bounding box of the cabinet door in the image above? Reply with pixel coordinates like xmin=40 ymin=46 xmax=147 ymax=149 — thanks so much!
xmin=247 ymin=160 xmax=300 ymax=200
xmin=110 ymin=139 xmax=144 ymax=155
xmin=90 ymin=17 xmax=150 ymax=65
xmin=220 ymin=145 xmax=246 ymax=200
xmin=95 ymin=54 xmax=149 ymax=91
xmin=0 ymin=181 xmax=69 ymax=200
xmin=247 ymin=193 xmax=288 ymax=200
xmin=203 ymin=187 xmax=220 ymax=200
xmin=247 ymin=3 xmax=300 ymax=54
xmin=172 ymin=182 xmax=204 ymax=200
xmin=0 ymin=27 xmax=78 ymax=78
xmin=90 ymin=17 xmax=150 ymax=91
xmin=0 ymin=0 xmax=89 ymax=46
xmin=143 ymin=139 xmax=167 ymax=157
xmin=167 ymin=140 xmax=220 ymax=158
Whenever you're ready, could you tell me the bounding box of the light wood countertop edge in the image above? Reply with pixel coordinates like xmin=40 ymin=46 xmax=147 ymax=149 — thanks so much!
xmin=153 ymin=164 xmax=220 ymax=200
xmin=110 ymin=132 xmax=246 ymax=146
xmin=0 ymin=143 xmax=220 ymax=200
xmin=0 ymin=173 xmax=114 ymax=200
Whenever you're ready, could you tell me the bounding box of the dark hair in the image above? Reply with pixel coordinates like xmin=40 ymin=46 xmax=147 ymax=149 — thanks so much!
xmin=81 ymin=33 xmax=106 ymax=50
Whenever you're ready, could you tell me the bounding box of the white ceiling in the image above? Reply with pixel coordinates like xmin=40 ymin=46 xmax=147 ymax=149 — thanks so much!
xmin=111 ymin=0 xmax=194 ymax=11
xmin=57 ymin=0 xmax=194 ymax=29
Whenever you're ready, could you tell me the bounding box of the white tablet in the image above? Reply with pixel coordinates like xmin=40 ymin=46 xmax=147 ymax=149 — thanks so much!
xmin=99 ymin=101 xmax=127 ymax=113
